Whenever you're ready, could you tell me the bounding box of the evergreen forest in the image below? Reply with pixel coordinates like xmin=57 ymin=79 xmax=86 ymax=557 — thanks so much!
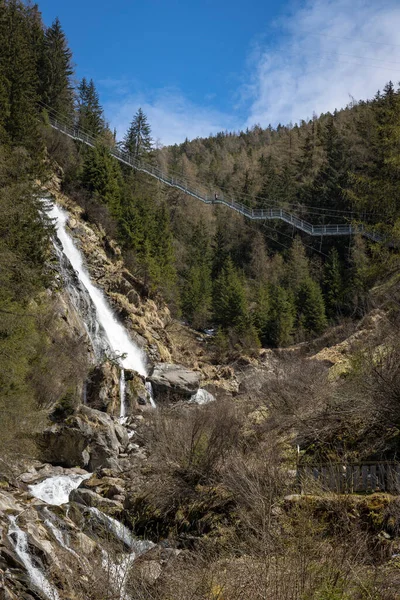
xmin=2 ymin=0 xmax=400 ymax=381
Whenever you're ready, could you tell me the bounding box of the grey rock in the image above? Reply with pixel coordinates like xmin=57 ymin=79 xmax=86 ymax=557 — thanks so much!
xmin=69 ymin=488 xmax=123 ymax=512
xmin=40 ymin=406 xmax=124 ymax=471
xmin=148 ymin=363 xmax=200 ymax=402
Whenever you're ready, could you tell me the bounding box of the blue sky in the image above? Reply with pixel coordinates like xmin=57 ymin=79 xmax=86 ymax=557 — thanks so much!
xmin=38 ymin=0 xmax=400 ymax=145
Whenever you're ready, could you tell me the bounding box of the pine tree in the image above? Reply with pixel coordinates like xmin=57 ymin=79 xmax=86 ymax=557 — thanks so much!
xmin=213 ymin=257 xmax=247 ymax=330
xmin=323 ymin=248 xmax=343 ymax=319
xmin=1 ymin=0 xmax=39 ymax=146
xmin=264 ymin=285 xmax=295 ymax=347
xmin=39 ymin=17 xmax=74 ymax=117
xmin=81 ymin=144 xmax=122 ymax=211
xmin=212 ymin=222 xmax=230 ymax=279
xmin=77 ymin=78 xmax=104 ymax=137
xmin=295 ymin=277 xmax=327 ymax=336
xmin=286 ymin=236 xmax=310 ymax=291
xmin=310 ymin=115 xmax=348 ymax=213
xmin=123 ymin=108 xmax=153 ymax=158
xmin=253 ymin=283 xmax=270 ymax=345
xmin=181 ymin=221 xmax=212 ymax=329
xmin=149 ymin=202 xmax=177 ymax=303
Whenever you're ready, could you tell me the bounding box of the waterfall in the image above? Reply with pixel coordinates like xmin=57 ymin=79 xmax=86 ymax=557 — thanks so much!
xmin=51 ymin=235 xmax=110 ymax=362
xmin=43 ymin=508 xmax=79 ymax=558
xmin=8 ymin=516 xmax=61 ymax=600
xmin=88 ymin=507 xmax=154 ymax=555
xmin=119 ymin=369 xmax=127 ymax=419
xmin=145 ymin=381 xmax=157 ymax=408
xmin=28 ymin=473 xmax=92 ymax=506
xmin=48 ymin=203 xmax=147 ymax=377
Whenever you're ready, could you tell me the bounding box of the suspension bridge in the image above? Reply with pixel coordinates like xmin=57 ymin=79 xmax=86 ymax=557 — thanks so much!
xmin=48 ymin=116 xmax=383 ymax=242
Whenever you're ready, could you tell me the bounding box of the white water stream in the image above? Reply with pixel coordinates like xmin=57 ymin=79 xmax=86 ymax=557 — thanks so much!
xmin=29 ymin=473 xmax=92 ymax=506
xmin=145 ymin=381 xmax=157 ymax=408
xmin=8 ymin=516 xmax=61 ymax=600
xmin=48 ymin=204 xmax=147 ymax=377
xmin=16 ymin=474 xmax=154 ymax=599
xmin=120 ymin=369 xmax=127 ymax=418
xmin=89 ymin=507 xmax=153 ymax=554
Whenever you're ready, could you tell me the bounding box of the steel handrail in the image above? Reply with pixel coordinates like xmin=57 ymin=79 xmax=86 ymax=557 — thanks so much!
xmin=48 ymin=117 xmax=384 ymax=242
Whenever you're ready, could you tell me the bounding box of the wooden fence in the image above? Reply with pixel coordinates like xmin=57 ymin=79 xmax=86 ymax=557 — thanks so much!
xmin=297 ymin=462 xmax=400 ymax=494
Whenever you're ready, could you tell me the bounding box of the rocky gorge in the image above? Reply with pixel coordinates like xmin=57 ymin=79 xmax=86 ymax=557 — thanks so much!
xmin=2 ymin=184 xmax=397 ymax=600
xmin=0 ymin=186 xmax=274 ymax=599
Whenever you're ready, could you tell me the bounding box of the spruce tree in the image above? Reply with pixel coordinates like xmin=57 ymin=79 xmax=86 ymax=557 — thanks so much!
xmin=265 ymin=285 xmax=295 ymax=347
xmin=296 ymin=277 xmax=327 ymax=336
xmin=77 ymin=78 xmax=104 ymax=137
xmin=181 ymin=221 xmax=212 ymax=329
xmin=123 ymin=107 xmax=153 ymax=158
xmin=323 ymin=248 xmax=343 ymax=319
xmin=213 ymin=257 xmax=247 ymax=330
xmin=2 ymin=0 xmax=38 ymax=146
xmin=81 ymin=144 xmax=122 ymax=211
xmin=39 ymin=17 xmax=74 ymax=117
xmin=253 ymin=283 xmax=270 ymax=345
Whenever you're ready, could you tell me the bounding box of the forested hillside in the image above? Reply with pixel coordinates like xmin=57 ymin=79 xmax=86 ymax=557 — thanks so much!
xmin=2 ymin=0 xmax=400 ymax=367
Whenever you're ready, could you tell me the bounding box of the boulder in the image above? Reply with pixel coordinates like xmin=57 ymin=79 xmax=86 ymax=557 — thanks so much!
xmin=69 ymin=488 xmax=123 ymax=512
xmin=40 ymin=406 xmax=127 ymax=471
xmin=147 ymin=363 xmax=200 ymax=402
xmin=86 ymin=362 xmax=119 ymax=413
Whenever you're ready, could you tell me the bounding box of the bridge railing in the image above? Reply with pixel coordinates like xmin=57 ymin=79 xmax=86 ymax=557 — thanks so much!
xmin=48 ymin=117 xmax=384 ymax=242
xmin=298 ymin=461 xmax=400 ymax=494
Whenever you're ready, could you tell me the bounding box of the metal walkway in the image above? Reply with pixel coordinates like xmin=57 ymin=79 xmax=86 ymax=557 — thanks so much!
xmin=49 ymin=117 xmax=383 ymax=242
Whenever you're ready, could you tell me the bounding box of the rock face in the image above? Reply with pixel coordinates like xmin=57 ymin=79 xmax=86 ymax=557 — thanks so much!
xmin=86 ymin=362 xmax=120 ymax=413
xmin=147 ymin=362 xmax=201 ymax=402
xmin=41 ymin=406 xmax=129 ymax=471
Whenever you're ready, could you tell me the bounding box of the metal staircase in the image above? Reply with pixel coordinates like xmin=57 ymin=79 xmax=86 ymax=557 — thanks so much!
xmin=48 ymin=116 xmax=383 ymax=242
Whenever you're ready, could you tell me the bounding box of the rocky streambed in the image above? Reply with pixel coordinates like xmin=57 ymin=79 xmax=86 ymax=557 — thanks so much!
xmin=0 ymin=459 xmax=182 ymax=600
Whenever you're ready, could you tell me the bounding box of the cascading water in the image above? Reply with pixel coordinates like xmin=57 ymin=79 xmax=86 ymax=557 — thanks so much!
xmin=120 ymin=369 xmax=127 ymax=419
xmin=49 ymin=203 xmax=147 ymax=376
xmin=43 ymin=508 xmax=79 ymax=558
xmin=29 ymin=473 xmax=92 ymax=506
xmin=8 ymin=516 xmax=61 ymax=600
xmin=48 ymin=202 xmax=147 ymax=414
xmin=145 ymin=381 xmax=157 ymax=408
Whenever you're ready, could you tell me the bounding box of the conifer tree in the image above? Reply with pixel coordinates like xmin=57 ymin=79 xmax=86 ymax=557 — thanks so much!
xmin=149 ymin=202 xmax=177 ymax=303
xmin=213 ymin=257 xmax=247 ymax=330
xmin=123 ymin=108 xmax=153 ymax=158
xmin=296 ymin=277 xmax=327 ymax=336
xmin=253 ymin=283 xmax=270 ymax=345
xmin=286 ymin=236 xmax=310 ymax=291
xmin=81 ymin=144 xmax=122 ymax=212
xmin=212 ymin=222 xmax=230 ymax=279
xmin=310 ymin=115 xmax=348 ymax=212
xmin=264 ymin=285 xmax=295 ymax=347
xmin=39 ymin=17 xmax=74 ymax=117
xmin=323 ymin=248 xmax=343 ymax=319
xmin=1 ymin=0 xmax=38 ymax=145
xmin=77 ymin=78 xmax=104 ymax=137
xmin=181 ymin=221 xmax=212 ymax=329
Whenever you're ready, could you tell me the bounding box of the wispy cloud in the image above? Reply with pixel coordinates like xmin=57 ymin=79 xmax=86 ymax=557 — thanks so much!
xmin=104 ymin=88 xmax=239 ymax=147
xmin=245 ymin=0 xmax=400 ymax=127
xmin=102 ymin=0 xmax=400 ymax=145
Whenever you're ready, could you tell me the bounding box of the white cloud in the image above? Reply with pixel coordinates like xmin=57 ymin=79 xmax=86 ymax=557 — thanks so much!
xmin=103 ymin=0 xmax=400 ymax=145
xmin=104 ymin=88 xmax=238 ymax=146
xmin=245 ymin=0 xmax=400 ymax=127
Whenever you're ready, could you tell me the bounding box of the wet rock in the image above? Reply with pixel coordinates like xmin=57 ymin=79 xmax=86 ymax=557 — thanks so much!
xmin=86 ymin=362 xmax=119 ymax=413
xmin=69 ymin=488 xmax=123 ymax=513
xmin=148 ymin=363 xmax=200 ymax=402
xmin=40 ymin=406 xmax=126 ymax=471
